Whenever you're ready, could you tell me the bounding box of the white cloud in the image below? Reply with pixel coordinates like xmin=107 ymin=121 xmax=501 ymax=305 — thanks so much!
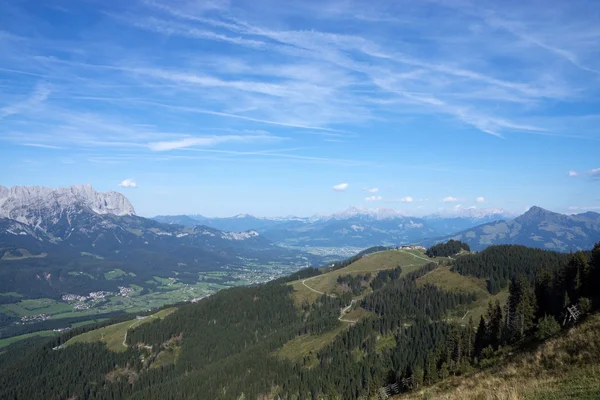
xmin=148 ymin=134 xmax=280 ymax=151
xmin=443 ymin=196 xmax=459 ymax=203
xmin=454 ymin=204 xmax=462 ymax=209
xmin=568 ymin=170 xmax=579 ymax=177
xmin=365 ymin=195 xmax=382 ymax=202
xmin=118 ymin=178 xmax=137 ymax=188
xmin=385 ymin=196 xmax=414 ymax=203
xmin=332 ymin=183 xmax=349 ymax=191
xmin=591 ymin=168 xmax=600 ymax=180
xmin=364 ymin=187 xmax=379 ymax=193
xmin=476 ymin=196 xmax=485 ymax=203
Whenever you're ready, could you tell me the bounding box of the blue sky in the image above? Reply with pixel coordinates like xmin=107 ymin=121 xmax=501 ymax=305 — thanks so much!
xmin=0 ymin=0 xmax=599 ymax=217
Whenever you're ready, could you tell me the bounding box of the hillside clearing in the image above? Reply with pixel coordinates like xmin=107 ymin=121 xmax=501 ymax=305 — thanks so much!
xmin=290 ymin=250 xmax=433 ymax=304
xmin=416 ymin=265 xmax=509 ymax=324
xmin=65 ymin=308 xmax=175 ymax=352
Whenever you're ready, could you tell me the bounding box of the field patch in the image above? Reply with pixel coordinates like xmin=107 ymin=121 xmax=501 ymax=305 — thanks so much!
xmin=416 ymin=266 xmax=488 ymax=295
xmin=273 ymin=325 xmax=345 ymax=368
xmin=0 ymin=330 xmax=57 ymax=349
xmin=104 ymin=269 xmax=127 ymax=280
xmin=0 ymin=298 xmax=72 ymax=317
xmin=1 ymin=248 xmax=47 ymax=261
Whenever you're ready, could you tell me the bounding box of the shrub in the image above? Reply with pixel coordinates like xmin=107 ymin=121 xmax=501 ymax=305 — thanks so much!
xmin=536 ymin=315 xmax=561 ymax=341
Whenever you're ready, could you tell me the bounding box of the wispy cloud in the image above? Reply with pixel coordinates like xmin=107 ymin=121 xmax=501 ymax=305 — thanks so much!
xmin=364 ymin=187 xmax=379 ymax=193
xmin=365 ymin=195 xmax=382 ymax=202
xmin=148 ymin=134 xmax=282 ymax=151
xmin=443 ymin=196 xmax=459 ymax=203
xmin=568 ymin=168 xmax=600 ymax=180
xmin=0 ymin=83 xmax=51 ymax=119
xmin=476 ymin=196 xmax=485 ymax=203
xmin=22 ymin=143 xmax=62 ymax=149
xmin=332 ymin=183 xmax=349 ymax=191
xmin=118 ymin=178 xmax=137 ymax=188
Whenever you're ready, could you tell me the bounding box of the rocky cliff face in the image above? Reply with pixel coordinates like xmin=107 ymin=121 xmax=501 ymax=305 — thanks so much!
xmin=0 ymin=185 xmax=135 ymax=229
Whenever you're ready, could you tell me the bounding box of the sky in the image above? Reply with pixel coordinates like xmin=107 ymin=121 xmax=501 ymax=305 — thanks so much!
xmin=0 ymin=0 xmax=599 ymax=217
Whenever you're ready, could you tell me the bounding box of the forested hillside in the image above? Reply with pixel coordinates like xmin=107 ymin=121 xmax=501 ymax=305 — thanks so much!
xmin=0 ymin=243 xmax=598 ymax=399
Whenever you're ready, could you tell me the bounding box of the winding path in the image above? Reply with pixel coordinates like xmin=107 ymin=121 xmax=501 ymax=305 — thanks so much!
xmin=338 ymin=300 xmax=358 ymax=323
xmin=399 ymin=249 xmax=437 ymax=264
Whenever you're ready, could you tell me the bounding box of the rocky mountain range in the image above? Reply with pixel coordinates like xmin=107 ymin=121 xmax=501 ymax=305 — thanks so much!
xmin=0 ymin=185 xmax=313 ymax=299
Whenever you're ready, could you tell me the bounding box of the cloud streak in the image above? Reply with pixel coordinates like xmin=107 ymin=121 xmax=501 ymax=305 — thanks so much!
xmin=443 ymin=196 xmax=459 ymax=203
xmin=332 ymin=183 xmax=349 ymax=191
xmin=148 ymin=134 xmax=282 ymax=151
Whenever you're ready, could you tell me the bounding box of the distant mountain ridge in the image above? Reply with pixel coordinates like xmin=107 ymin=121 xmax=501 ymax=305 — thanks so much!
xmin=152 ymin=207 xmax=514 ymax=248
xmin=434 ymin=206 xmax=600 ymax=252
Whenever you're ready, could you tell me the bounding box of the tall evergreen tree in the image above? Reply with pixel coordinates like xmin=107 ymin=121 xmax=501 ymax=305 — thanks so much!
xmin=474 ymin=316 xmax=487 ymax=356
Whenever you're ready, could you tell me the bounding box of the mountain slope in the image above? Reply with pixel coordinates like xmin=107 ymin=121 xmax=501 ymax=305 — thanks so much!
xmin=0 ymin=243 xmax=597 ymax=400
xmin=397 ymin=311 xmax=600 ymax=400
xmin=436 ymin=206 xmax=600 ymax=252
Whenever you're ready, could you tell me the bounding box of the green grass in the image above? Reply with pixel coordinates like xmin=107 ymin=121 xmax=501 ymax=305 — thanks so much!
xmin=1 ymin=248 xmax=47 ymax=260
xmin=416 ymin=266 xmax=488 ymax=295
xmin=376 ymin=332 xmax=397 ymax=353
xmin=0 ymin=330 xmax=57 ymax=348
xmin=0 ymin=292 xmax=23 ymax=298
xmin=273 ymin=324 xmax=345 ymax=365
xmin=104 ymin=269 xmax=127 ymax=280
xmin=70 ymin=318 xmax=109 ymax=328
xmin=0 ymin=298 xmax=72 ymax=317
xmin=415 ymin=266 xmax=509 ymax=324
xmin=290 ymin=249 xmax=432 ymax=304
xmin=65 ymin=308 xmax=175 ymax=352
xmin=68 ymin=271 xmax=95 ymax=279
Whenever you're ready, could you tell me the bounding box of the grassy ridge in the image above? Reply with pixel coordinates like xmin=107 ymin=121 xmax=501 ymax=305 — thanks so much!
xmin=65 ymin=308 xmax=175 ymax=352
xmin=277 ymin=250 xmax=431 ymax=362
xmin=396 ymin=312 xmax=600 ymax=399
xmin=289 ymin=250 xmax=431 ymax=304
xmin=416 ymin=265 xmax=509 ymax=324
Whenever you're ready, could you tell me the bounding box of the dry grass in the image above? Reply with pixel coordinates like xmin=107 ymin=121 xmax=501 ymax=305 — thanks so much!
xmin=396 ymin=313 xmax=600 ymax=400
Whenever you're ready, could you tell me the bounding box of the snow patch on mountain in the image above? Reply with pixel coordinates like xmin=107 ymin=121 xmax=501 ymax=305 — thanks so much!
xmin=222 ymin=230 xmax=260 ymax=240
xmin=320 ymin=207 xmax=405 ymax=221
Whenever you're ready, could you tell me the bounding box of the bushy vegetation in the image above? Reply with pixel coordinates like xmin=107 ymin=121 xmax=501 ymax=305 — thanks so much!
xmin=426 ymin=240 xmax=470 ymax=257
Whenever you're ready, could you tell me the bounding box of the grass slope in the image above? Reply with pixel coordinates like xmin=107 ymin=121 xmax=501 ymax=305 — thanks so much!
xmin=416 ymin=265 xmax=509 ymax=324
xmin=65 ymin=308 xmax=175 ymax=352
xmin=0 ymin=330 xmax=57 ymax=349
xmin=290 ymin=249 xmax=432 ymax=304
xmin=277 ymin=250 xmax=430 ymax=364
xmin=396 ymin=312 xmax=600 ymax=400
